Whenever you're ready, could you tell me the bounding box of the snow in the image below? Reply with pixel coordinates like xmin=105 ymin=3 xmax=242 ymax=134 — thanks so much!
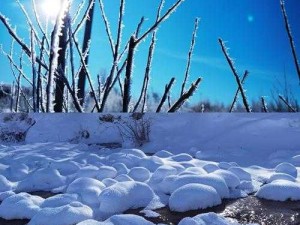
xmin=28 ymin=201 xmax=93 ymax=225
xmin=256 ymin=180 xmax=300 ymax=201
xmin=16 ymin=167 xmax=66 ymax=192
xmin=0 ymin=193 xmax=44 ymax=219
xmin=0 ymin=113 xmax=299 ymax=224
xmin=78 ymin=214 xmax=155 ymax=225
xmin=66 ymin=177 xmax=105 ymax=207
xmin=275 ymin=162 xmax=298 ymax=178
xmin=169 ymin=184 xmax=221 ymax=212
xmin=178 ymin=212 xmax=243 ymax=225
xmin=98 ymin=181 xmax=155 ymax=218
xmin=128 ymin=167 xmax=151 ymax=182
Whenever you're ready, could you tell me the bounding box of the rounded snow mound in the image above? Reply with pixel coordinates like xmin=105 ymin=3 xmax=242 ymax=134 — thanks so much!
xmin=256 ymin=180 xmax=300 ymax=201
xmin=115 ymin=174 xmax=133 ymax=182
xmin=228 ymin=167 xmax=251 ymax=181
xmin=292 ymin=155 xmax=300 ymax=166
xmin=171 ymin=153 xmax=193 ymax=162
xmin=213 ymin=170 xmax=240 ymax=189
xmin=218 ymin=162 xmax=232 ymax=170
xmin=96 ymin=166 xmax=117 ymax=180
xmin=268 ymin=173 xmax=296 ymax=183
xmin=4 ymin=163 xmax=29 ymax=181
xmin=121 ymin=149 xmax=147 ymax=158
xmin=150 ymin=165 xmax=178 ymax=183
xmin=67 ymin=177 xmax=105 ymax=207
xmin=180 ymin=167 xmax=207 ymax=176
xmin=178 ymin=212 xmax=238 ymax=225
xmin=275 ymin=163 xmax=298 ymax=178
xmin=138 ymin=156 xmax=164 ymax=172
xmin=169 ymin=184 xmax=221 ymax=212
xmin=0 ymin=193 xmax=44 ymax=220
xmin=112 ymin=163 xmax=129 ymax=175
xmin=128 ymin=167 xmax=151 ymax=182
xmin=78 ymin=214 xmax=154 ymax=225
xmin=102 ymin=178 xmax=117 ymax=187
xmin=50 ymin=160 xmax=80 ymax=176
xmin=28 ymin=201 xmax=93 ymax=225
xmin=41 ymin=194 xmax=78 ymax=208
xmin=98 ymin=181 xmax=154 ymax=217
xmin=154 ymin=150 xmax=173 ymax=158
xmin=203 ymin=164 xmax=219 ymax=173
xmin=169 ymin=174 xmax=229 ymax=198
xmin=0 ymin=175 xmax=14 ymax=192
xmin=16 ymin=167 xmax=66 ymax=192
xmin=75 ymin=166 xmax=99 ymax=179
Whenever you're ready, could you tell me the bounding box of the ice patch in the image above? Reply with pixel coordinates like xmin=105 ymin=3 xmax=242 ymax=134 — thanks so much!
xmin=169 ymin=184 xmax=221 ymax=212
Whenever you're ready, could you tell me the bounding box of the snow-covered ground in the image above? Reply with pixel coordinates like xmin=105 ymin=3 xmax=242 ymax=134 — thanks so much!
xmin=0 ymin=113 xmax=299 ymax=225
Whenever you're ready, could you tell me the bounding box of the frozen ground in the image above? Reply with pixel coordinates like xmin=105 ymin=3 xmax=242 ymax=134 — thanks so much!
xmin=0 ymin=113 xmax=299 ymax=225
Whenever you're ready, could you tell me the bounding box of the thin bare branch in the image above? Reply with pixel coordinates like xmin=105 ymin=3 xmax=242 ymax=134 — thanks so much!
xmin=156 ymin=77 xmax=175 ymax=112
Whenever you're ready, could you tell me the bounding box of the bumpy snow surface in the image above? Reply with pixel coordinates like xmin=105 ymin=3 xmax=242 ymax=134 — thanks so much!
xmin=0 ymin=114 xmax=299 ymax=224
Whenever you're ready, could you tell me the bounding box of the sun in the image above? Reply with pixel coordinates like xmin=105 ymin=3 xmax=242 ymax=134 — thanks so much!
xmin=41 ymin=0 xmax=62 ymax=18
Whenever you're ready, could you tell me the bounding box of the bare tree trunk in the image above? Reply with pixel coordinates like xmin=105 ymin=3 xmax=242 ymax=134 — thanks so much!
xmin=77 ymin=1 xmax=95 ymax=106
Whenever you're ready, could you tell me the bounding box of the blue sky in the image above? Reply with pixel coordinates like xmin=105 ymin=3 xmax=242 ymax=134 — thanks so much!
xmin=0 ymin=0 xmax=300 ymax=105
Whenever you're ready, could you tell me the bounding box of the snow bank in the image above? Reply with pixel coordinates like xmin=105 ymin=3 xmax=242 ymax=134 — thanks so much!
xmin=28 ymin=201 xmax=93 ymax=225
xmin=98 ymin=181 xmax=154 ymax=217
xmin=17 ymin=167 xmax=66 ymax=192
xmin=67 ymin=178 xmax=105 ymax=207
xmin=256 ymin=180 xmax=300 ymax=201
xmin=169 ymin=184 xmax=221 ymax=212
xmin=275 ymin=162 xmax=298 ymax=178
xmin=128 ymin=167 xmax=151 ymax=182
xmin=78 ymin=214 xmax=154 ymax=225
xmin=0 ymin=193 xmax=44 ymax=219
xmin=178 ymin=212 xmax=241 ymax=225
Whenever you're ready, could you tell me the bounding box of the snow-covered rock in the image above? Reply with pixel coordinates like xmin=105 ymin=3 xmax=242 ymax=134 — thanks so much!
xmin=121 ymin=149 xmax=147 ymax=158
xmin=213 ymin=170 xmax=240 ymax=189
xmin=218 ymin=162 xmax=232 ymax=170
xmin=114 ymin=174 xmax=134 ymax=182
xmin=228 ymin=167 xmax=251 ymax=181
xmin=0 ymin=191 xmax=14 ymax=201
xmin=67 ymin=177 xmax=105 ymax=207
xmin=102 ymin=178 xmax=117 ymax=187
xmin=28 ymin=201 xmax=93 ymax=225
xmin=154 ymin=150 xmax=173 ymax=158
xmin=179 ymin=167 xmax=207 ymax=176
xmin=169 ymin=184 xmax=221 ymax=212
xmin=275 ymin=162 xmax=298 ymax=178
xmin=171 ymin=153 xmax=193 ymax=162
xmin=138 ymin=156 xmax=163 ymax=172
xmin=150 ymin=165 xmax=177 ymax=183
xmin=98 ymin=181 xmax=154 ymax=217
xmin=203 ymin=164 xmax=219 ymax=173
xmin=178 ymin=212 xmax=240 ymax=225
xmin=112 ymin=163 xmax=129 ymax=175
xmin=17 ymin=167 xmax=66 ymax=192
xmin=78 ymin=214 xmax=154 ymax=225
xmin=267 ymin=173 xmax=296 ymax=183
xmin=256 ymin=180 xmax=300 ymax=201
xmin=0 ymin=175 xmax=14 ymax=192
xmin=50 ymin=160 xmax=81 ymax=176
xmin=128 ymin=167 xmax=151 ymax=182
xmin=75 ymin=166 xmax=99 ymax=179
xmin=96 ymin=166 xmax=117 ymax=180
xmin=40 ymin=194 xmax=78 ymax=208
xmin=0 ymin=193 xmax=44 ymax=219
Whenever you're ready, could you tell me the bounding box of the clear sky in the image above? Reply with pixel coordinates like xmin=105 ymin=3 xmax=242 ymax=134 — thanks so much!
xmin=0 ymin=0 xmax=300 ymax=105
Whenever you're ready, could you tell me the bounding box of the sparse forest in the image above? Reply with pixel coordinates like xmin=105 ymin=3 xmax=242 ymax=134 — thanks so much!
xmin=0 ymin=0 xmax=299 ymax=113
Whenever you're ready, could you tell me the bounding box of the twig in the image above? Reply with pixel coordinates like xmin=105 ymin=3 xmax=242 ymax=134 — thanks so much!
xmin=261 ymin=96 xmax=268 ymax=113
xmin=280 ymin=0 xmax=300 ymax=83
xmin=168 ymin=77 xmax=202 ymax=112
xmin=180 ymin=18 xmax=200 ymax=97
xmin=279 ymin=94 xmax=296 ymax=112
xmin=30 ymin=28 xmax=37 ymax=112
xmin=156 ymin=77 xmax=175 ymax=112
xmin=219 ymin=38 xmax=251 ymax=112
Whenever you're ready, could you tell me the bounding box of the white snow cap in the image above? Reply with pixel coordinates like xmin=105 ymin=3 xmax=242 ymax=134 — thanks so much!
xmin=0 ymin=193 xmax=44 ymax=220
xmin=256 ymin=180 xmax=300 ymax=201
xmin=98 ymin=181 xmax=154 ymax=218
xmin=169 ymin=184 xmax=221 ymax=212
xmin=128 ymin=167 xmax=151 ymax=182
xmin=28 ymin=201 xmax=93 ymax=225
xmin=178 ymin=212 xmax=241 ymax=225
xmin=267 ymin=173 xmax=296 ymax=183
xmin=275 ymin=162 xmax=298 ymax=178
